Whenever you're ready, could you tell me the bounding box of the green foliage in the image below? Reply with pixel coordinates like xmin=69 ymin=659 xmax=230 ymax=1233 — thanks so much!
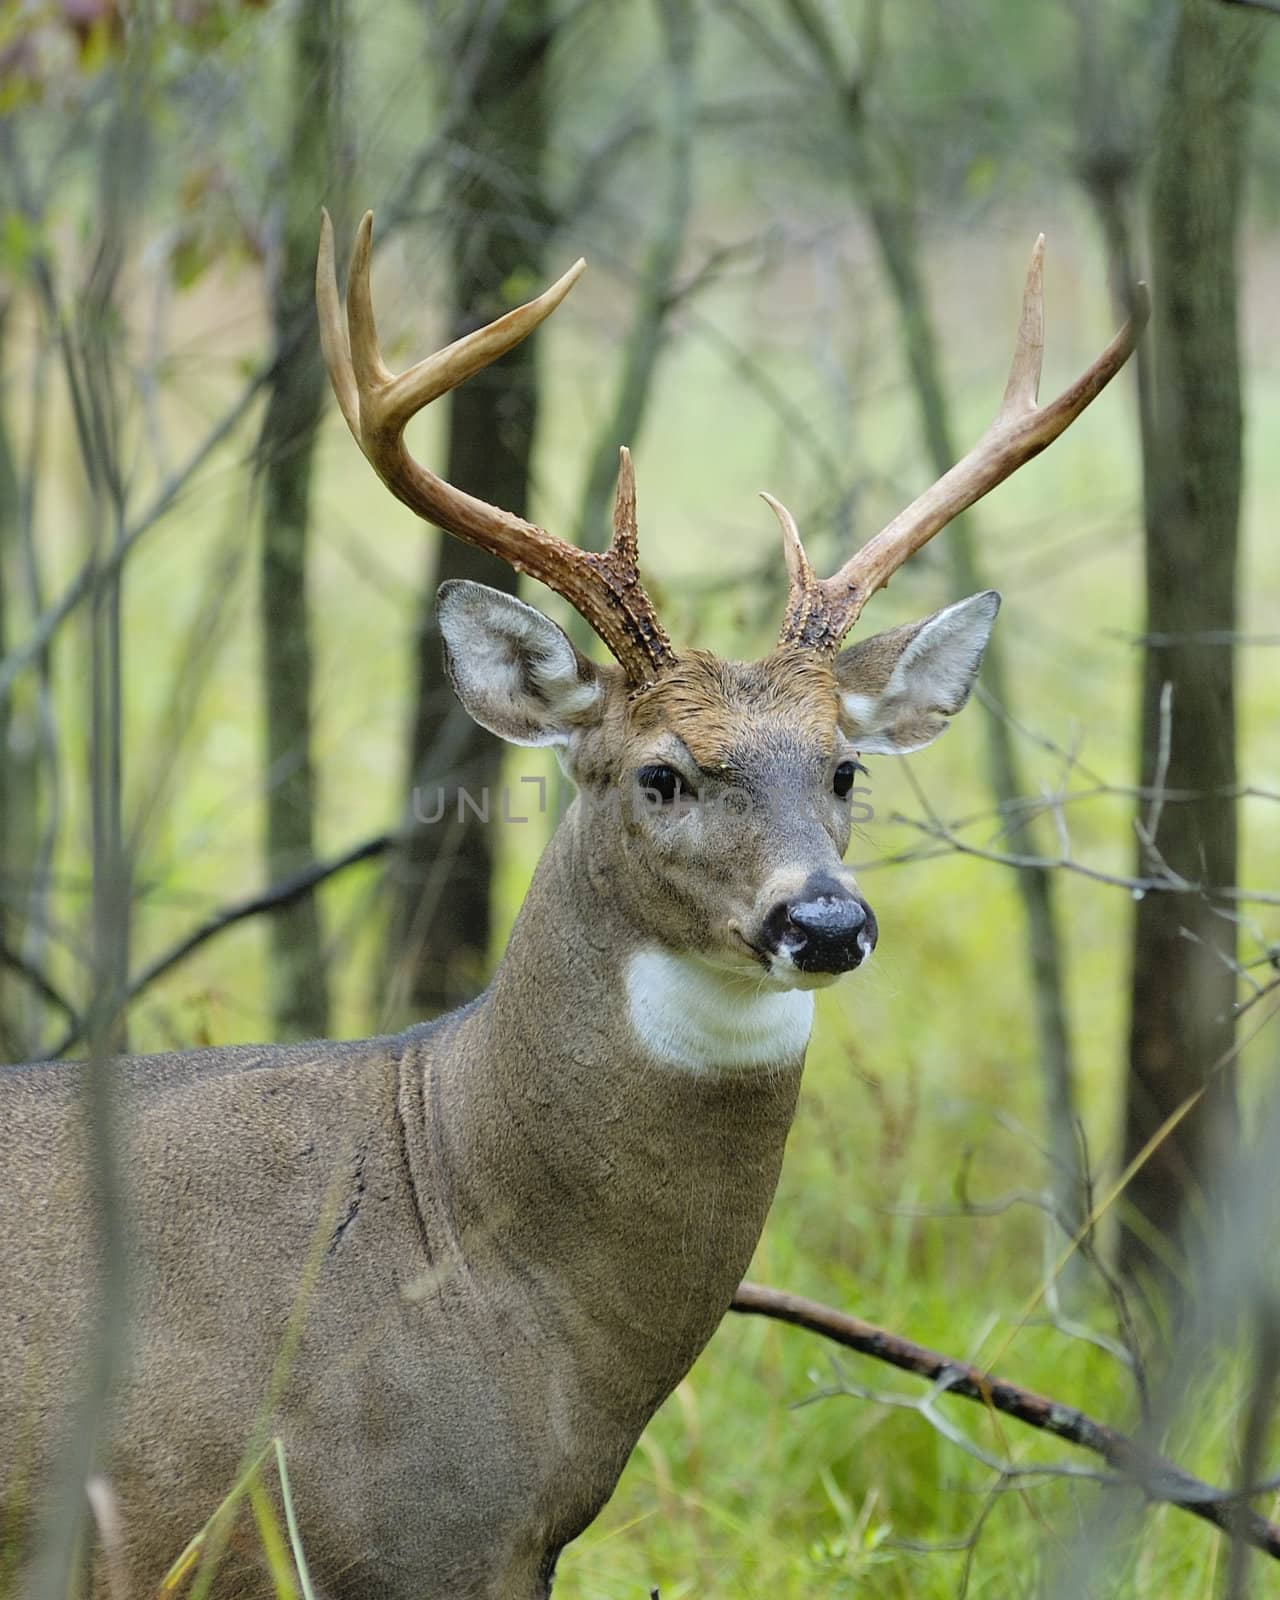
xmin=0 ymin=209 xmax=38 ymax=275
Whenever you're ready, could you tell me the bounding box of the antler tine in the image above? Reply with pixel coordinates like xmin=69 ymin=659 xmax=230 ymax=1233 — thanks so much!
xmin=345 ymin=210 xmax=394 ymax=400
xmin=1002 ymin=233 xmax=1045 ymax=414
xmin=777 ymin=237 xmax=1150 ymax=653
xmin=316 ymin=210 xmax=675 ymax=684
xmin=380 ymin=257 xmax=585 ymax=441
xmin=611 ymin=447 xmax=639 ymax=566
xmin=316 ymin=209 xmax=360 ymax=438
xmin=761 ymin=493 xmax=813 ymax=592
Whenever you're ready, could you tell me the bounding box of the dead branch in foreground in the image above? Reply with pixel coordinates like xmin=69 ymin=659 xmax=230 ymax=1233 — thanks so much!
xmin=730 ymin=1281 xmax=1280 ymax=1560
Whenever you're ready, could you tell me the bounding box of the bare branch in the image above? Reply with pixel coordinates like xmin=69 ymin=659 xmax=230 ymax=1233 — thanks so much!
xmin=871 ymin=762 xmax=1280 ymax=910
xmin=730 ymin=1282 xmax=1280 ymax=1559
xmin=0 ymin=938 xmax=79 ymax=1029
xmin=40 ymin=832 xmax=394 ymax=1062
xmin=0 ymin=365 xmax=272 ymax=707
xmin=1219 ymin=0 xmax=1280 ymax=16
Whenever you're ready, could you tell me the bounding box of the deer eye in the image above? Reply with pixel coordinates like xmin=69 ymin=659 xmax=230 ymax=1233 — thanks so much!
xmin=636 ymin=764 xmax=695 ymax=806
xmin=833 ymin=758 xmax=868 ymax=799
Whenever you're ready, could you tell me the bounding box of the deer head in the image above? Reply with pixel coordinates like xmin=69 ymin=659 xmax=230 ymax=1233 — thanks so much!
xmin=317 ymin=214 xmax=1146 ymax=995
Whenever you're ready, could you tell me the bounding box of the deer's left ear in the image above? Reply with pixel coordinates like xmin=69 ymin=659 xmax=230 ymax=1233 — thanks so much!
xmin=834 ymin=591 xmax=1000 ymax=754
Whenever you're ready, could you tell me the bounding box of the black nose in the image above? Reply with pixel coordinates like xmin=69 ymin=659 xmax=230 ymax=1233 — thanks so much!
xmin=762 ymin=880 xmax=878 ymax=974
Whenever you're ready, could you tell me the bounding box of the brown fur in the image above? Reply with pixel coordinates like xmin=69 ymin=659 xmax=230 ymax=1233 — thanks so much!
xmin=0 ymin=595 xmax=993 ymax=1600
xmin=626 ymin=648 xmax=840 ymax=764
xmin=1 ymin=829 xmax=802 ymax=1599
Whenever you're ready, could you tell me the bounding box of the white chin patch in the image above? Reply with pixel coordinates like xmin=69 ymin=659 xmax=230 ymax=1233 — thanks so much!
xmin=625 ymin=947 xmax=815 ymax=1075
xmin=766 ymin=933 xmax=874 ymax=991
xmin=765 ymin=951 xmax=845 ymax=992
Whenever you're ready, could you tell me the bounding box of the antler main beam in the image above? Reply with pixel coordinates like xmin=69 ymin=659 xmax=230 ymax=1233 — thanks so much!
xmin=316 ymin=210 xmax=676 ymax=683
xmin=774 ymin=236 xmax=1150 ymax=654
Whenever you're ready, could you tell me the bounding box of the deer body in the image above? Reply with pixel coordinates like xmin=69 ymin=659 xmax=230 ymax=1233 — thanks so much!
xmin=0 ymin=212 xmax=1143 ymax=1595
xmin=3 ymin=801 xmax=804 ymax=1598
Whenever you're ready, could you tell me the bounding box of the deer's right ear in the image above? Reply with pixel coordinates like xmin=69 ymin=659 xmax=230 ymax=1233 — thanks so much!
xmin=437 ymin=580 xmax=608 ymax=748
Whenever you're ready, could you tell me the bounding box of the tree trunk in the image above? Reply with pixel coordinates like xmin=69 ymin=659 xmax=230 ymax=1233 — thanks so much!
xmin=0 ymin=304 xmax=55 ymax=1064
xmin=0 ymin=303 xmax=27 ymax=1056
xmin=1121 ymin=0 xmax=1259 ymax=1279
xmin=385 ymin=0 xmax=551 ymax=1020
xmin=257 ymin=0 xmax=345 ymax=1040
xmin=572 ymin=0 xmax=695 ymax=557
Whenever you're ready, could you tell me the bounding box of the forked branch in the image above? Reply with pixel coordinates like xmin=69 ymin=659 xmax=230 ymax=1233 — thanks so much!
xmin=316 ymin=211 xmax=675 ymax=683
xmin=773 ymin=237 xmax=1151 ymax=652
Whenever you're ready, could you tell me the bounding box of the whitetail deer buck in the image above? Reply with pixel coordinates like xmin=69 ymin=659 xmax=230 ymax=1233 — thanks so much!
xmin=0 ymin=211 xmax=1145 ymax=1599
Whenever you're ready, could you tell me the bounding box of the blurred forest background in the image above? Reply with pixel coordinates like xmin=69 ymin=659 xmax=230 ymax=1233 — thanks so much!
xmin=1 ymin=0 xmax=1279 ymax=1594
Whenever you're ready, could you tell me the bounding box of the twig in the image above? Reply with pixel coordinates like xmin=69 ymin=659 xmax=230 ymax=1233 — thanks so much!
xmin=1106 ymin=627 xmax=1280 ymax=647
xmin=1137 ymin=680 xmax=1174 ymax=861
xmin=729 ymin=1281 xmax=1280 ymax=1560
xmin=1219 ymin=0 xmax=1280 ymax=17
xmin=0 ymin=938 xmax=79 ymax=1028
xmin=0 ymin=364 xmax=272 ymax=707
xmin=881 ymin=773 xmax=1280 ymax=909
xmin=41 ymin=832 xmax=394 ymax=1060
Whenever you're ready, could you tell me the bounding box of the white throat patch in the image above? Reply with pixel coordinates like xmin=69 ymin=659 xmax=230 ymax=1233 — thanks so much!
xmin=625 ymin=948 xmax=815 ymax=1074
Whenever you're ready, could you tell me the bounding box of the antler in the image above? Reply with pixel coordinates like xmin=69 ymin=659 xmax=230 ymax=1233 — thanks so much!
xmin=316 ymin=210 xmax=676 ymax=684
xmin=772 ymin=236 xmax=1150 ymax=653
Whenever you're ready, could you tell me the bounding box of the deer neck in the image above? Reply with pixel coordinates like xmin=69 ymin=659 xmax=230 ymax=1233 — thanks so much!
xmin=493 ymin=792 xmax=814 ymax=1075
xmin=499 ymin=798 xmax=816 ymax=1072
xmin=413 ymin=799 xmax=809 ymax=1408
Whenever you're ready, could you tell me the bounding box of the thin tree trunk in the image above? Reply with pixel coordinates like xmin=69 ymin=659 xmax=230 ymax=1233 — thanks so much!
xmin=1121 ymin=0 xmax=1258 ymax=1279
xmin=25 ymin=46 xmax=148 ymax=1591
xmin=1069 ymin=0 xmax=1158 ymax=570
xmin=0 ymin=303 xmax=28 ymax=1057
xmin=385 ymin=0 xmax=551 ymax=1020
xmin=257 ymin=0 xmax=345 ymax=1040
xmin=572 ymin=0 xmax=696 ymax=556
xmin=0 ymin=283 xmax=57 ymax=1062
